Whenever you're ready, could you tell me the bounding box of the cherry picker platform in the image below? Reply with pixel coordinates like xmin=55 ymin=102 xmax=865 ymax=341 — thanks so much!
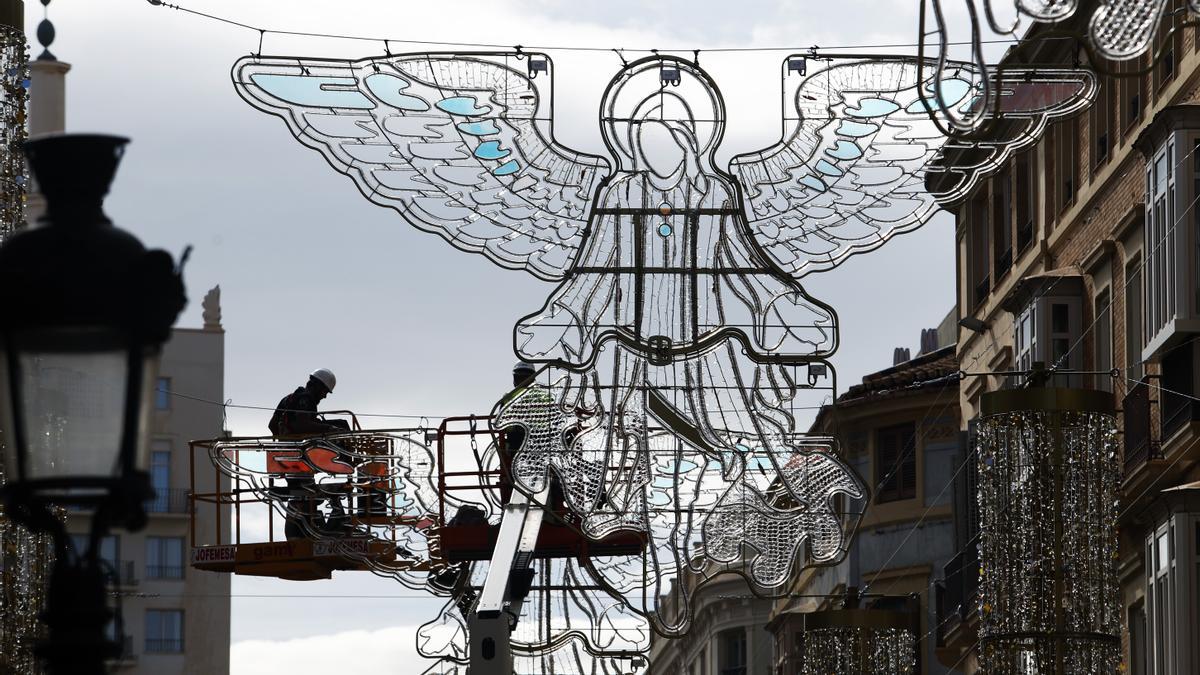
xmin=188 ymin=413 xmax=645 ymax=581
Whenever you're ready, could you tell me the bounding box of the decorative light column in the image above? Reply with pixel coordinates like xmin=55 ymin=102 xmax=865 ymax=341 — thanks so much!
xmin=1 ymin=0 xmax=27 ymax=239
xmin=976 ymin=385 xmax=1120 ymax=674
xmin=799 ymin=591 xmax=919 ymax=675
xmin=0 ymin=3 xmax=52 ymax=674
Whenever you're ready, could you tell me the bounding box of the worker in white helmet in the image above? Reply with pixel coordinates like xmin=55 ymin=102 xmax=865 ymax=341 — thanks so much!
xmin=269 ymin=368 xmax=343 ymax=436
xmin=269 ymin=368 xmax=351 ymax=539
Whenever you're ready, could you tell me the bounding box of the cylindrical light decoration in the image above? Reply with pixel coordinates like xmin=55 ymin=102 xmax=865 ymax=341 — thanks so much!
xmin=0 ymin=5 xmax=52 ymax=673
xmin=0 ymin=0 xmax=28 ymax=240
xmin=976 ymin=387 xmax=1120 ymax=674
xmin=800 ymin=604 xmax=917 ymax=675
xmin=0 ymin=504 xmax=53 ymax=673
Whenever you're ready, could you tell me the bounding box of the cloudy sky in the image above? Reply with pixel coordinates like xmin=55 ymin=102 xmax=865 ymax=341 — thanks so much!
xmin=25 ymin=0 xmax=999 ymax=671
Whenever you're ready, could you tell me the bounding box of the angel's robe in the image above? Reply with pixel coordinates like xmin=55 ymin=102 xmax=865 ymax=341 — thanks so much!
xmin=512 ymin=169 xmax=844 ymax=468
xmin=517 ymin=171 xmax=837 ymax=369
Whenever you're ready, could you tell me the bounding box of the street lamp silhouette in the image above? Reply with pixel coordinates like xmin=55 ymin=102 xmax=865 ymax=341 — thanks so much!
xmin=0 ymin=134 xmax=187 ymax=673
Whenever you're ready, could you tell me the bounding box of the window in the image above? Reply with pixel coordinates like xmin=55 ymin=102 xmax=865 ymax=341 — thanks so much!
xmin=1155 ymin=0 xmax=1185 ymax=92
xmin=1094 ymin=72 xmax=1118 ymax=168
xmin=1015 ymin=151 xmax=1037 ymax=253
xmin=1016 ymin=303 xmax=1037 ymax=373
xmin=155 ymin=377 xmax=171 ymax=410
xmin=1092 ymin=73 xmax=1115 ymax=171
xmin=969 ymin=197 xmax=990 ymax=308
xmin=1094 ymin=289 xmax=1113 ymax=392
xmin=1141 ymin=130 xmax=1200 ymax=357
xmin=1055 ymin=119 xmax=1078 ymax=212
xmin=145 ymin=610 xmax=183 ymax=653
xmin=992 ymin=171 xmax=1013 ymax=279
xmin=1011 ymin=279 xmax=1084 ymax=382
xmin=1120 ymin=56 xmax=1146 ymax=135
xmin=70 ymin=534 xmax=118 ymax=567
xmin=148 ymin=442 xmax=171 ymax=513
xmin=1050 ymin=302 xmax=1071 ymax=367
xmin=1160 ymin=342 xmax=1194 ymax=440
xmin=1144 ymin=512 xmax=1200 ymax=674
xmin=1127 ymin=258 xmax=1145 ymax=382
xmin=146 ymin=537 xmax=185 ymax=580
xmin=70 ymin=534 xmax=137 ymax=586
xmin=963 ymin=421 xmax=981 ymax=541
xmin=718 ymin=628 xmax=747 ymax=675
xmin=1145 ymin=140 xmax=1178 ymax=344
xmin=875 ymin=422 xmax=917 ymax=503
xmin=1130 ymin=601 xmax=1147 ymax=675
xmin=1194 ymin=140 xmax=1200 ymax=317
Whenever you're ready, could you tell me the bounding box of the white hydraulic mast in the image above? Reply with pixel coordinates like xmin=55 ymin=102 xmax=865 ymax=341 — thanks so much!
xmin=468 ymin=487 xmax=548 ymax=674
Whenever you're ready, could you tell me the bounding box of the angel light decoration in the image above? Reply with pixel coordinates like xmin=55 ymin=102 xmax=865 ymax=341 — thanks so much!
xmin=232 ymin=51 xmax=1092 ymax=670
xmin=918 ymin=0 xmax=1186 ymax=136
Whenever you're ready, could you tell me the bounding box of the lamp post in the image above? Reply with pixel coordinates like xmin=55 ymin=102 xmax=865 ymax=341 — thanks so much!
xmin=0 ymin=133 xmax=187 ymax=674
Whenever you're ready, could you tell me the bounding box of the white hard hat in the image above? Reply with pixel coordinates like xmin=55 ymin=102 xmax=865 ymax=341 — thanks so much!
xmin=310 ymin=368 xmax=336 ymax=393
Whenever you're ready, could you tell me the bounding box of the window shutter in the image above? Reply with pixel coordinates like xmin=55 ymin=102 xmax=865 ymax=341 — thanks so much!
xmin=876 ymin=427 xmax=899 ymax=502
xmin=876 ymin=423 xmax=917 ymax=503
xmin=900 ymin=423 xmax=918 ymax=500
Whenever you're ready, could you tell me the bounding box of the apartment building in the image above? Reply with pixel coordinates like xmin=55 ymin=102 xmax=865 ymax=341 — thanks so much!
xmin=648 ymin=321 xmax=960 ymax=675
xmin=934 ymin=2 xmax=1200 ymax=672
xmin=21 ymin=28 xmax=232 ymax=672
xmin=647 ymin=565 xmax=776 ymax=675
xmin=767 ymin=321 xmax=961 ymax=675
xmin=64 ymin=289 xmax=230 ymax=674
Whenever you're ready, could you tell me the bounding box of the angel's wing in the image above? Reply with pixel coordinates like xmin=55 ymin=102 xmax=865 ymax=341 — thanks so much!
xmin=233 ymin=53 xmax=611 ymax=281
xmin=730 ymin=58 xmax=1094 ymax=279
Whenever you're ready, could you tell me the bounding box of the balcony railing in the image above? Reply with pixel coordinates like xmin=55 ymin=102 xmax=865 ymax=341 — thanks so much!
xmin=107 ymin=635 xmax=136 ymax=663
xmin=936 ymin=536 xmax=980 ymax=646
xmin=1123 ymin=377 xmax=1162 ymax=476
xmin=146 ymin=488 xmax=189 ymax=514
xmin=144 ymin=638 xmax=183 ymax=654
xmin=1161 ymin=384 xmax=1200 ymax=442
xmin=113 ymin=560 xmax=137 ymax=587
xmin=145 ymin=564 xmax=184 ymax=581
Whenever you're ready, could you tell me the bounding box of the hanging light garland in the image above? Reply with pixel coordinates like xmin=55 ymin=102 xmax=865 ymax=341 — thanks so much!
xmin=0 ymin=4 xmax=52 ymax=672
xmin=0 ymin=498 xmax=54 ymax=674
xmin=1 ymin=0 xmax=28 ymax=240
xmin=799 ymin=595 xmax=918 ymax=675
xmin=976 ymin=385 xmax=1121 ymax=674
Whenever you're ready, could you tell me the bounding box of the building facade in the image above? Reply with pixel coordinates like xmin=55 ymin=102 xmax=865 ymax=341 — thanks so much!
xmin=768 ymin=323 xmax=962 ymax=675
xmin=65 ymin=291 xmax=230 ymax=674
xmin=23 ymin=26 xmax=232 ymax=672
xmin=647 ymin=568 xmax=776 ymax=675
xmin=649 ymin=322 xmax=961 ymax=675
xmin=936 ymin=2 xmax=1200 ymax=672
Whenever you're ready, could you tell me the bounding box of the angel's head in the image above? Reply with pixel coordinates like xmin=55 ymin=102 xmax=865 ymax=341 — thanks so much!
xmin=600 ymin=57 xmax=724 ymax=179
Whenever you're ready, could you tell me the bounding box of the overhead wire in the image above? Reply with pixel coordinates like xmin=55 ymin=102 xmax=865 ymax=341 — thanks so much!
xmin=145 ymin=0 xmax=1075 ymax=56
xmin=161 ymin=386 xmax=444 ymax=420
xmin=147 ymin=0 xmax=1193 ymax=632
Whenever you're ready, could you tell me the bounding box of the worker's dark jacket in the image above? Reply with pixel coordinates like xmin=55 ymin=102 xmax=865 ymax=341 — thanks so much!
xmin=269 ymin=387 xmax=341 ymax=437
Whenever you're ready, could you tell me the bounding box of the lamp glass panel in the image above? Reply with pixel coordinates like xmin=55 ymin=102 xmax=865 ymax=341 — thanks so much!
xmin=18 ymin=349 xmax=127 ymax=481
